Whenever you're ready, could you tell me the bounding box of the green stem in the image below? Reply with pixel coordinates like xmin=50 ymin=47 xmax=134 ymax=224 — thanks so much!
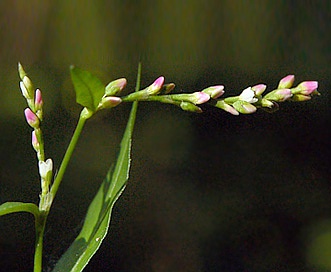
xmin=50 ymin=111 xmax=88 ymax=200
xmin=33 ymin=212 xmax=47 ymax=272
xmin=122 ymin=93 xmax=178 ymax=105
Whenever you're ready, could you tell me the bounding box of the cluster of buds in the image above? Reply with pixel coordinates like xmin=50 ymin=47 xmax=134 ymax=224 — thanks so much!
xmin=19 ymin=63 xmax=53 ymax=204
xmin=212 ymin=75 xmax=318 ymax=115
xmin=96 ymin=77 xmax=127 ymax=110
xmin=120 ymin=74 xmax=319 ymax=115
xmin=122 ymin=77 xmax=223 ymax=113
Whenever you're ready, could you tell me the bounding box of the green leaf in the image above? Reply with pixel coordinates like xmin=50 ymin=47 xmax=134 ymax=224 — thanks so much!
xmin=70 ymin=66 xmax=105 ymax=111
xmin=0 ymin=202 xmax=39 ymax=218
xmin=53 ymin=64 xmax=141 ymax=272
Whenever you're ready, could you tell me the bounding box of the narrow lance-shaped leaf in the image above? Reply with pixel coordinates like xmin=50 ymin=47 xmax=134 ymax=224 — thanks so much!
xmin=70 ymin=66 xmax=105 ymax=111
xmin=0 ymin=202 xmax=39 ymax=218
xmin=53 ymin=64 xmax=141 ymax=272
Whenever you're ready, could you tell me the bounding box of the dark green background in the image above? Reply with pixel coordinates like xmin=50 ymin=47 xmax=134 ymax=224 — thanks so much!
xmin=0 ymin=1 xmax=330 ymax=271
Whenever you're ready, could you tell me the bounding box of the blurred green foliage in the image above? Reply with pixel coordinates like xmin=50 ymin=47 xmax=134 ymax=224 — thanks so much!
xmin=0 ymin=0 xmax=330 ymax=271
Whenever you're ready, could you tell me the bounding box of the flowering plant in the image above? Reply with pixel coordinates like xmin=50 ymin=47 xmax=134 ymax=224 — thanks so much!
xmin=0 ymin=63 xmax=319 ymax=271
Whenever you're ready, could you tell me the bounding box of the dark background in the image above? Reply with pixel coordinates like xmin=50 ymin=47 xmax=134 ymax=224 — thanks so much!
xmin=0 ymin=1 xmax=330 ymax=271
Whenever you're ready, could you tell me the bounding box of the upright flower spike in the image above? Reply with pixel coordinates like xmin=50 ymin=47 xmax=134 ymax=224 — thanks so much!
xmin=239 ymin=87 xmax=258 ymax=103
xmin=278 ymin=75 xmax=295 ymax=89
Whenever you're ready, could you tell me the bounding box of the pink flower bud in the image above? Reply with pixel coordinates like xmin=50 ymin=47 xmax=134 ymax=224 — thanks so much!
xmin=146 ymin=76 xmax=164 ymax=95
xmin=34 ymin=89 xmax=43 ymax=111
xmin=214 ymin=100 xmax=239 ymax=115
xmin=105 ymin=78 xmax=127 ymax=96
xmin=252 ymin=84 xmax=267 ymax=96
xmin=275 ymin=89 xmax=293 ymax=101
xmin=296 ymin=81 xmax=318 ymax=95
xmin=202 ymin=85 xmax=225 ymax=99
xmin=192 ymin=91 xmax=210 ymax=104
xmin=264 ymin=89 xmax=292 ymax=102
xmin=24 ymin=108 xmax=39 ymax=128
xmin=278 ymin=75 xmax=295 ymax=89
xmin=99 ymin=96 xmax=122 ymax=109
xmin=32 ymin=130 xmax=39 ymax=151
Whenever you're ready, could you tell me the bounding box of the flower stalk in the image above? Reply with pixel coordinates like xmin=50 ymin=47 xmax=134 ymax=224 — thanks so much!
xmin=16 ymin=63 xmax=320 ymax=272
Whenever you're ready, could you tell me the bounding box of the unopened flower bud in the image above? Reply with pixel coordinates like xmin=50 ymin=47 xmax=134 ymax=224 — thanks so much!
xmin=252 ymin=84 xmax=267 ymax=96
xmin=233 ymin=100 xmax=257 ymax=114
xmin=261 ymin=98 xmax=274 ymax=108
xmin=264 ymin=89 xmax=292 ymax=102
xmin=32 ymin=130 xmax=39 ymax=152
xmin=291 ymin=94 xmax=311 ymax=101
xmin=262 ymin=101 xmax=279 ymax=113
xmin=98 ymin=96 xmax=122 ymax=109
xmin=191 ymin=91 xmax=210 ymax=104
xmin=34 ymin=89 xmax=43 ymax=120
xmin=278 ymin=75 xmax=295 ymax=89
xmin=162 ymin=83 xmax=176 ymax=94
xmin=24 ymin=108 xmax=39 ymax=128
xmin=214 ymin=100 xmax=239 ymax=115
xmin=20 ymin=81 xmax=30 ymax=99
xmin=239 ymin=87 xmax=258 ymax=103
xmin=105 ymin=78 xmax=127 ymax=96
xmin=146 ymin=76 xmax=164 ymax=95
xmin=18 ymin=62 xmax=27 ymax=80
xmin=180 ymin=101 xmax=203 ymax=113
xmin=202 ymin=85 xmax=225 ymax=99
xmin=34 ymin=89 xmax=43 ymax=111
xmin=292 ymin=81 xmax=318 ymax=95
xmin=22 ymin=76 xmax=34 ymax=98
